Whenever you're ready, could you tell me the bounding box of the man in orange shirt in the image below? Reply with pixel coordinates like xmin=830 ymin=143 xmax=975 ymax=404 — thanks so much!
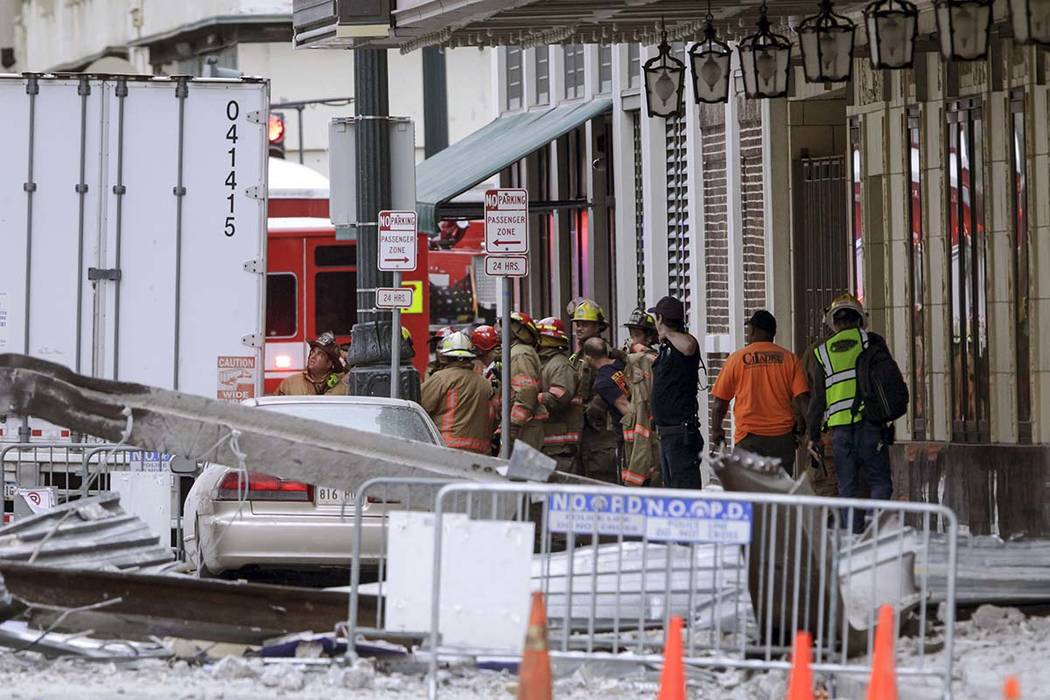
xmin=710 ymin=310 xmax=810 ymax=473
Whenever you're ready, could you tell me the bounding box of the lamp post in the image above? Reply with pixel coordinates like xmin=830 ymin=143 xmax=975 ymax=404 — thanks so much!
xmin=738 ymin=1 xmax=792 ymax=99
xmin=935 ymin=0 xmax=993 ymax=60
xmin=864 ymin=0 xmax=919 ymax=69
xmin=689 ymin=7 xmax=732 ymax=103
xmin=798 ymin=0 xmax=857 ymax=83
xmin=643 ymin=28 xmax=686 ymax=118
xmin=1009 ymin=0 xmax=1050 ymax=46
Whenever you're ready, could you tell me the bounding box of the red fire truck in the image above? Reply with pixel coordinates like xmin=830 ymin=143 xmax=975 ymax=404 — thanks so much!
xmin=265 ymin=158 xmax=430 ymax=393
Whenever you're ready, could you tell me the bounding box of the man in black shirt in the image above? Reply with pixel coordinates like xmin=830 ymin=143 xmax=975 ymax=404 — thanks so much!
xmin=649 ymin=296 xmax=703 ymax=489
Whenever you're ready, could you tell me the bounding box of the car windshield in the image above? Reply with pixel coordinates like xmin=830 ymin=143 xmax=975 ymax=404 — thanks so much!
xmin=261 ymin=402 xmax=436 ymax=444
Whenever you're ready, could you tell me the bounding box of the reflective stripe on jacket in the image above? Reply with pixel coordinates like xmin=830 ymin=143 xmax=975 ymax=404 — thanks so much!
xmin=621 ymin=349 xmax=660 ymax=486
xmin=420 ymin=365 xmax=494 ymax=455
xmin=510 ymin=343 xmax=543 ymax=429
xmin=539 ymin=349 xmax=582 ymax=452
xmin=814 ymin=327 xmax=868 ymax=429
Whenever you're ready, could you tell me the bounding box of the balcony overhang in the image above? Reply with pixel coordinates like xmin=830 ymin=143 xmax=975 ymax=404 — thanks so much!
xmin=295 ymin=0 xmax=875 ymax=52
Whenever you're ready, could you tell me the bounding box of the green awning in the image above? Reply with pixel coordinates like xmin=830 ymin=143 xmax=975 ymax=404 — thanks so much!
xmin=416 ymin=98 xmax=613 ymax=233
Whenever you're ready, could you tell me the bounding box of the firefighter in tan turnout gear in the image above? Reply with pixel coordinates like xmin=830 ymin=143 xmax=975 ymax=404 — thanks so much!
xmin=507 ymin=312 xmax=547 ymax=451
xmin=536 ymin=317 xmax=582 ymax=473
xmin=568 ymin=298 xmax=620 ymax=483
xmin=621 ymin=309 xmax=661 ymax=486
xmin=419 ymin=331 xmax=494 ymax=455
xmin=275 ymin=331 xmax=347 ymax=396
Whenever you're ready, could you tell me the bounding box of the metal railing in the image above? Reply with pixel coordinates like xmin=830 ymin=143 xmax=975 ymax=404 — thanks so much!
xmin=1 ymin=441 xmax=117 ymax=506
xmin=344 ymin=478 xmax=958 ymax=699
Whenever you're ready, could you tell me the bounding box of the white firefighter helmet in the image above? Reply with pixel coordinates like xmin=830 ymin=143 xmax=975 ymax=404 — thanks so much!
xmin=439 ymin=330 xmax=476 ymax=359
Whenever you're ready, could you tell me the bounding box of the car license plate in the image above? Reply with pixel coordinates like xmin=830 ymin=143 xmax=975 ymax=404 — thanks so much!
xmin=315 ymin=487 xmax=355 ymax=506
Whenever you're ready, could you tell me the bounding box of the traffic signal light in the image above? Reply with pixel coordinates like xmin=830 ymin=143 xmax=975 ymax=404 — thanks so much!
xmin=268 ymin=112 xmax=285 ymax=159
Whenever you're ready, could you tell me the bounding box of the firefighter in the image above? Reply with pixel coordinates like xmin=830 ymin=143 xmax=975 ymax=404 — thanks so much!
xmin=507 ymin=312 xmax=546 ymax=451
xmin=471 ymin=323 xmax=503 ymax=452
xmin=535 ymin=317 xmax=582 ymax=473
xmin=621 ymin=309 xmax=661 ymax=486
xmin=419 ymin=331 xmax=494 ymax=455
xmin=424 ymin=326 xmax=455 ymax=380
xmin=275 ymin=331 xmax=347 ymax=396
xmin=470 ymin=324 xmax=501 ymax=378
xmin=567 ymin=298 xmax=619 ymax=483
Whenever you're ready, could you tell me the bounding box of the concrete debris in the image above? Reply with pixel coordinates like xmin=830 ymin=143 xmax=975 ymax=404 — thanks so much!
xmin=209 ymin=656 xmax=259 ymax=680
xmin=0 ymin=493 xmax=173 ymax=571
xmin=330 ymin=657 xmax=375 ymax=690
xmin=0 ymin=620 xmax=170 ymax=658
xmin=535 ymin=542 xmax=755 ymax=638
xmin=260 ymin=663 xmax=306 ymax=691
xmin=921 ymin=534 xmax=1050 ymax=604
xmin=0 ymin=561 xmax=366 ymax=644
xmin=969 ymin=604 xmax=1026 ymax=632
xmin=0 ymin=354 xmax=599 ymax=493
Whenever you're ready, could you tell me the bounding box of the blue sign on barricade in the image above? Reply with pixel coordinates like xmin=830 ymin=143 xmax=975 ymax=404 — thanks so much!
xmin=547 ymin=492 xmax=752 ymax=544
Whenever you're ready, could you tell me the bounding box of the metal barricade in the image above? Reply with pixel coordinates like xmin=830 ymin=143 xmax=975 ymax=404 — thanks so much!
xmin=418 ymin=482 xmax=958 ymax=699
xmin=1 ymin=441 xmax=118 ymax=506
xmin=347 ymin=477 xmax=486 ymax=656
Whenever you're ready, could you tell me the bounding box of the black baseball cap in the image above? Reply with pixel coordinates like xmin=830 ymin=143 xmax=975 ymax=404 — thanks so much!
xmin=647 ymin=296 xmax=685 ymax=322
xmin=745 ymin=309 xmax=777 ymax=336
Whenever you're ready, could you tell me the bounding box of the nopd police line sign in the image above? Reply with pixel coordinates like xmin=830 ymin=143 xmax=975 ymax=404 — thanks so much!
xmin=547 ymin=492 xmax=752 ymax=545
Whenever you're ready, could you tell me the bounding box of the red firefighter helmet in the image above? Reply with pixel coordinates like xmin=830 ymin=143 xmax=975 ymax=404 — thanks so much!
xmin=429 ymin=326 xmax=454 ymax=349
xmin=536 ymin=317 xmax=568 ymax=348
xmin=471 ymin=325 xmax=500 ymax=353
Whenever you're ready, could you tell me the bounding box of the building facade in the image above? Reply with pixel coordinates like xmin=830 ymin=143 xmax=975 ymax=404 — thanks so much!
xmin=6 ymin=0 xmax=493 ymax=171
xmin=482 ymin=32 xmax=1049 ymax=536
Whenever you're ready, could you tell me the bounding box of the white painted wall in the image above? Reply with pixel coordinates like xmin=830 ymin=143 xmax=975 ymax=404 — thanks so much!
xmin=13 ymin=0 xmax=493 ymax=175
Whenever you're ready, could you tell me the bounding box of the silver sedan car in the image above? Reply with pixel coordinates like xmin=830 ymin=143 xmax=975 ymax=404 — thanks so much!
xmin=182 ymin=395 xmax=443 ymax=578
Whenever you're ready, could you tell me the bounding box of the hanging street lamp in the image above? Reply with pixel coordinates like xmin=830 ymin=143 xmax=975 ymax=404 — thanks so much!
xmin=689 ymin=4 xmax=732 ymax=103
xmin=1009 ymin=0 xmax=1050 ymax=46
xmin=798 ymin=0 xmax=857 ymax=83
xmin=935 ymin=0 xmax=993 ymax=60
xmin=738 ymin=1 xmax=792 ymax=98
xmin=643 ymin=27 xmax=687 ymax=118
xmin=864 ymin=0 xmax=919 ymax=69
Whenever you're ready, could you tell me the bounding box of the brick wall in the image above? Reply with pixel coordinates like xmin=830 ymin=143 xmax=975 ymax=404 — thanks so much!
xmin=738 ymin=98 xmax=766 ymax=317
xmin=701 ymin=103 xmax=729 ymax=335
xmin=706 ymin=352 xmax=729 ymax=441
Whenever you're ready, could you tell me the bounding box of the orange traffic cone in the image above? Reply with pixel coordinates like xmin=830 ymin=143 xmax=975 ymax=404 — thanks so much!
xmin=1003 ymin=676 xmax=1021 ymax=699
xmin=866 ymin=605 xmax=898 ymax=700
xmin=657 ymin=616 xmax=686 ymax=700
xmin=786 ymin=631 xmax=814 ymax=700
xmin=518 ymin=592 xmax=552 ymax=700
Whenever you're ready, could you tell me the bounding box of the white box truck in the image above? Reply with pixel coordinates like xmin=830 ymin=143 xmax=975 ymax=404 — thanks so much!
xmin=0 ymin=74 xmax=269 ymax=443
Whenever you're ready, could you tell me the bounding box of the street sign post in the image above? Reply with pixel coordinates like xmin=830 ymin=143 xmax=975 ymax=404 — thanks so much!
xmin=483 ymin=189 xmax=529 ymax=459
xmin=376 ymin=287 xmax=414 ymax=308
xmin=378 ymin=210 xmax=418 ymax=399
xmin=484 ymin=254 xmax=528 ymax=277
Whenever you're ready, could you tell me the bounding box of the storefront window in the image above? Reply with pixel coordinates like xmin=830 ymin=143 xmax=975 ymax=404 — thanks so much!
xmin=906 ymin=110 xmax=927 ymax=439
xmin=946 ymin=100 xmax=989 ymax=443
xmin=1011 ymin=90 xmax=1032 ymax=443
